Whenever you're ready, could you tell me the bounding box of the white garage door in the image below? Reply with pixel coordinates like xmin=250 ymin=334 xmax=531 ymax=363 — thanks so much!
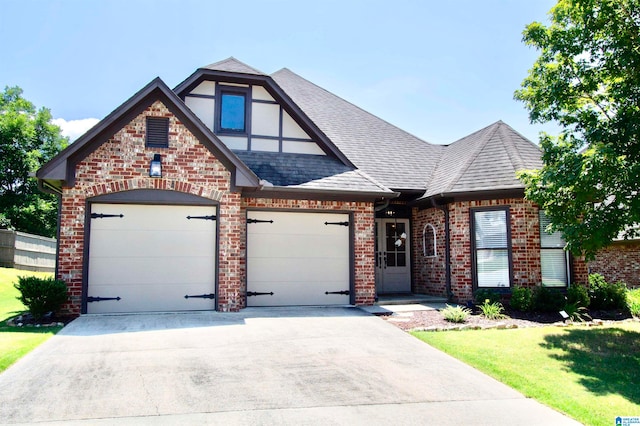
xmin=87 ymin=203 xmax=216 ymax=314
xmin=247 ymin=211 xmax=350 ymax=306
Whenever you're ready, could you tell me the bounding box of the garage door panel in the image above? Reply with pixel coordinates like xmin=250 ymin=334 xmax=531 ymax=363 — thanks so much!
xmin=247 ymin=211 xmax=350 ymax=307
xmin=247 ymin=280 xmax=348 ymax=306
xmin=88 ymin=203 xmax=216 ymax=314
xmin=248 ymin=257 xmax=348 ymax=282
xmin=87 ymin=283 xmax=215 ymax=314
xmin=89 ymin=230 xmax=215 ymax=258
xmin=248 ymin=234 xmax=347 ymax=258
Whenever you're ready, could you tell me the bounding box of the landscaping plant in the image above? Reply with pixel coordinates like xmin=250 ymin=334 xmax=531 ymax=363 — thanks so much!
xmin=588 ymin=274 xmax=627 ymax=310
xmin=509 ymin=286 xmax=532 ymax=312
xmin=478 ymin=299 xmax=507 ymax=320
xmin=531 ymin=285 xmax=565 ymax=312
xmin=474 ymin=289 xmax=501 ymax=305
xmin=627 ymin=288 xmax=640 ymax=318
xmin=14 ymin=276 xmax=68 ymax=321
xmin=441 ymin=304 xmax=471 ymax=323
xmin=566 ymin=283 xmax=590 ymax=308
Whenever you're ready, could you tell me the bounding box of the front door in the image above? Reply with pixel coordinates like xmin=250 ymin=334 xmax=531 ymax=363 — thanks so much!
xmin=375 ymin=219 xmax=411 ymax=294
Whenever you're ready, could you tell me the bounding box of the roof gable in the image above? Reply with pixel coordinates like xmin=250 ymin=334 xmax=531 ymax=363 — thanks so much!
xmin=37 ymin=77 xmax=259 ymax=191
xmin=421 ymin=121 xmax=542 ymax=200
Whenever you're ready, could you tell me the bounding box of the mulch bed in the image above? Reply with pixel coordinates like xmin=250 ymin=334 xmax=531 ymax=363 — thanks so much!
xmin=6 ymin=312 xmax=75 ymax=328
xmin=381 ymin=307 xmax=637 ymax=332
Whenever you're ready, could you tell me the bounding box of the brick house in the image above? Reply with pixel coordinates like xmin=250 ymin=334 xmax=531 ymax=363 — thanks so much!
xmin=38 ymin=58 xmax=592 ymax=315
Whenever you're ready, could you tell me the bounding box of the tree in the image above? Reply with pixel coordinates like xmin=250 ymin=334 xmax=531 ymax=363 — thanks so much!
xmin=515 ymin=0 xmax=640 ymax=260
xmin=0 ymin=86 xmax=67 ymax=237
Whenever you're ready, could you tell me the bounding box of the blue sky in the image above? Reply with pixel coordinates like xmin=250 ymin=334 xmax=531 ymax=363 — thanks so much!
xmin=1 ymin=0 xmax=558 ymax=144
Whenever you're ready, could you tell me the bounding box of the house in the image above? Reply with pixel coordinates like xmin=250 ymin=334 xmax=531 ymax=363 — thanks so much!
xmin=37 ymin=57 xmax=586 ymax=316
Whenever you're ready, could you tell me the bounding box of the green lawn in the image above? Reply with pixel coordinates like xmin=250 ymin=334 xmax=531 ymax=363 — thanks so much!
xmin=412 ymin=324 xmax=640 ymax=426
xmin=0 ymin=267 xmax=62 ymax=373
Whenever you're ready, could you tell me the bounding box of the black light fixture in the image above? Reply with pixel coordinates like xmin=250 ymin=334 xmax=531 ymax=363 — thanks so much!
xmin=149 ymin=154 xmax=162 ymax=177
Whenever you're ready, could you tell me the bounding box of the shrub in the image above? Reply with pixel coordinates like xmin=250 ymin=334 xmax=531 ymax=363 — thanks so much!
xmin=14 ymin=276 xmax=68 ymax=320
xmin=478 ymin=300 xmax=507 ymax=320
xmin=532 ymin=285 xmax=565 ymax=312
xmin=588 ymin=273 xmax=627 ymax=310
xmin=510 ymin=286 xmax=533 ymax=312
xmin=566 ymin=283 xmax=590 ymax=308
xmin=627 ymin=288 xmax=640 ymax=318
xmin=442 ymin=304 xmax=471 ymax=323
xmin=474 ymin=289 xmax=501 ymax=305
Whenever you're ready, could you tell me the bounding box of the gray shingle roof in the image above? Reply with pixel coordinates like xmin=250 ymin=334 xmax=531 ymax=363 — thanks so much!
xmin=234 ymin=151 xmax=392 ymax=194
xmin=270 ymin=68 xmax=445 ymax=190
xmin=422 ymin=121 xmax=543 ymax=199
xmin=203 ymin=57 xmax=266 ymax=75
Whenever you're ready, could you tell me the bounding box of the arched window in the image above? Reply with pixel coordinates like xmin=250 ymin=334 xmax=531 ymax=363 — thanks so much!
xmin=422 ymin=223 xmax=437 ymax=257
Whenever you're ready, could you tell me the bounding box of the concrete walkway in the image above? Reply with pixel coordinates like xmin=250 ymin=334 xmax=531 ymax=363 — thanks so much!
xmin=0 ymin=307 xmax=580 ymax=425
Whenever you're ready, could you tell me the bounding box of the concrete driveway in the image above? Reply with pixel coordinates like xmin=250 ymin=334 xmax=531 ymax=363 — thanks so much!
xmin=0 ymin=307 xmax=580 ymax=425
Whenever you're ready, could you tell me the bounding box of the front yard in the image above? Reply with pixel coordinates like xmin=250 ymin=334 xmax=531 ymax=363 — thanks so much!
xmin=0 ymin=268 xmax=62 ymax=373
xmin=411 ymin=321 xmax=640 ymax=426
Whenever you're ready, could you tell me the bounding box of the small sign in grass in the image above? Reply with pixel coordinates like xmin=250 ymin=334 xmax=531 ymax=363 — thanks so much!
xmin=412 ymin=324 xmax=640 ymax=426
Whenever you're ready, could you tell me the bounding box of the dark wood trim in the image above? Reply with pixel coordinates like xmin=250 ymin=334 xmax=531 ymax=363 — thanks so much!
xmin=215 ymin=84 xmax=251 ymax=136
xmin=252 ymin=98 xmax=278 ymax=105
xmin=184 ymin=93 xmax=216 ymax=100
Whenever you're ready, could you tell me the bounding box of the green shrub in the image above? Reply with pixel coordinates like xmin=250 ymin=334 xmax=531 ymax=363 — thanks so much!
xmin=510 ymin=286 xmax=533 ymax=312
xmin=478 ymin=300 xmax=507 ymax=320
xmin=588 ymin=273 xmax=627 ymax=310
xmin=566 ymin=283 xmax=590 ymax=308
xmin=14 ymin=276 xmax=68 ymax=320
xmin=563 ymin=302 xmax=591 ymax=322
xmin=474 ymin=289 xmax=501 ymax=305
xmin=532 ymin=285 xmax=565 ymax=312
xmin=627 ymin=288 xmax=640 ymax=317
xmin=442 ymin=304 xmax=471 ymax=323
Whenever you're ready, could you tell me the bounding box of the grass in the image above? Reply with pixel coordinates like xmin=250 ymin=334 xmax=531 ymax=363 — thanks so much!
xmin=412 ymin=323 xmax=640 ymax=426
xmin=0 ymin=267 xmax=62 ymax=373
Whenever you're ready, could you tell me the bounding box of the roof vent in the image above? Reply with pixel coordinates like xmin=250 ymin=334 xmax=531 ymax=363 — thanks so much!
xmin=146 ymin=117 xmax=169 ymax=148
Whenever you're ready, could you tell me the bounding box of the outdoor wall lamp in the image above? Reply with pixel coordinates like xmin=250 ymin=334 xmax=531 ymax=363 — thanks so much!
xmin=149 ymin=154 xmax=162 ymax=177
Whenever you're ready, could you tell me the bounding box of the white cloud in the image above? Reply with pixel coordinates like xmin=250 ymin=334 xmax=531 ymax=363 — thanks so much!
xmin=52 ymin=118 xmax=100 ymax=142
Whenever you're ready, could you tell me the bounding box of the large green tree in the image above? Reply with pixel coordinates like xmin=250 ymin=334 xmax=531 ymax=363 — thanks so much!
xmin=0 ymin=86 xmax=67 ymax=237
xmin=515 ymin=0 xmax=640 ymax=260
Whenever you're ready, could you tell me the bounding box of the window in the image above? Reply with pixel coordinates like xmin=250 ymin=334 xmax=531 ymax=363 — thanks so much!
xmin=216 ymin=86 xmax=248 ymax=134
xmin=471 ymin=208 xmax=512 ymax=288
xmin=539 ymin=211 xmax=569 ymax=287
xmin=423 ymin=223 xmax=437 ymax=257
xmin=145 ymin=117 xmax=169 ymax=148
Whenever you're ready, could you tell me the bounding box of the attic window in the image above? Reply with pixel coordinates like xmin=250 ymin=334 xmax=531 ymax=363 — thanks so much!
xmin=146 ymin=117 xmax=169 ymax=148
xmin=215 ymin=85 xmax=249 ymax=134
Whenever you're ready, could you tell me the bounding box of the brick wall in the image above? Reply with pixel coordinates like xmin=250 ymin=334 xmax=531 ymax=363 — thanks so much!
xmin=586 ymin=242 xmax=640 ymax=287
xmin=412 ymin=198 xmax=542 ymax=302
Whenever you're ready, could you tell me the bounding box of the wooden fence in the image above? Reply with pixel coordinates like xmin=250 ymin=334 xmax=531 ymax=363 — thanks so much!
xmin=0 ymin=230 xmax=56 ymax=273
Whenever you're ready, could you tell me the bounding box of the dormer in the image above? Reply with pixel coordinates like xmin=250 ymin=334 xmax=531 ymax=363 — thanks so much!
xmin=174 ymin=58 xmax=344 ymax=160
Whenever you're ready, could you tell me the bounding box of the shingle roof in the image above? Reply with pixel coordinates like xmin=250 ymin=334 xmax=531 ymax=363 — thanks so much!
xmin=203 ymin=57 xmax=266 ymax=75
xmin=421 ymin=121 xmax=543 ymax=199
xmin=270 ymin=68 xmax=445 ymax=190
xmin=234 ymin=151 xmax=393 ymax=194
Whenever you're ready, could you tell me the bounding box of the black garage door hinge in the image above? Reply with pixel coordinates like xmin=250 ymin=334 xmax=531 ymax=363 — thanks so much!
xmin=90 ymin=213 xmax=124 ymax=219
xmin=324 ymin=221 xmax=349 ymax=226
xmin=87 ymin=296 xmax=122 ymax=303
xmin=325 ymin=290 xmax=350 ymax=295
xmin=187 ymin=215 xmax=217 ymax=221
xmin=184 ymin=293 xmax=215 ymax=299
xmin=247 ymin=218 xmax=274 ymax=224
xmin=247 ymin=291 xmax=274 ymax=296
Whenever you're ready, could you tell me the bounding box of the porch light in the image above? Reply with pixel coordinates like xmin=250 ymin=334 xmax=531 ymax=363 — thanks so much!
xmin=149 ymin=154 xmax=162 ymax=177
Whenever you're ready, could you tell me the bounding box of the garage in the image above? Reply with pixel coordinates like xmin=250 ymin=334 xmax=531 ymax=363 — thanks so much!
xmin=86 ymin=203 xmax=217 ymax=314
xmin=246 ymin=211 xmax=351 ymax=307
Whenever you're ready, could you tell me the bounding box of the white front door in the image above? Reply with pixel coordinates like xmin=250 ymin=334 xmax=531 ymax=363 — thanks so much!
xmin=87 ymin=203 xmax=217 ymax=314
xmin=375 ymin=219 xmax=411 ymax=294
xmin=246 ymin=211 xmax=350 ymax=306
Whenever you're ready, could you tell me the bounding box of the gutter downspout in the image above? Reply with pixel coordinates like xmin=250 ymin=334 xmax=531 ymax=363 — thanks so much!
xmin=431 ymin=199 xmax=452 ymax=301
